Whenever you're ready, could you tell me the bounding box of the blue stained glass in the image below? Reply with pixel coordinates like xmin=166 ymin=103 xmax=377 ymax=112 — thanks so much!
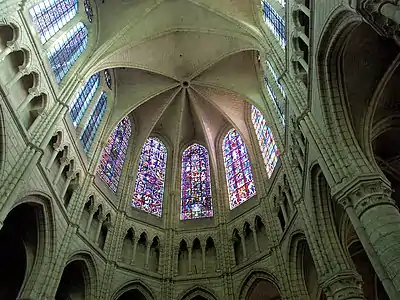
xmin=223 ymin=129 xmax=256 ymax=209
xmin=48 ymin=22 xmax=88 ymax=82
xmin=80 ymin=92 xmax=107 ymax=153
xmin=132 ymin=138 xmax=167 ymax=217
xmin=104 ymin=69 xmax=112 ymax=89
xmin=181 ymin=143 xmax=213 ymax=220
xmin=97 ymin=117 xmax=131 ymax=193
xmin=84 ymin=0 xmax=94 ymax=23
xmin=251 ymin=106 xmax=279 ymax=178
xmin=70 ymin=73 xmax=100 ymax=126
xmin=261 ymin=1 xmax=286 ymax=48
xmin=264 ymin=74 xmax=285 ymax=126
xmin=29 ymin=0 xmax=78 ymax=44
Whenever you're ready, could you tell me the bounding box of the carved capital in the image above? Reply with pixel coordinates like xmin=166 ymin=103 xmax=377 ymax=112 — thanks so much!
xmin=320 ymin=269 xmax=364 ymax=299
xmin=333 ymin=175 xmax=395 ymax=217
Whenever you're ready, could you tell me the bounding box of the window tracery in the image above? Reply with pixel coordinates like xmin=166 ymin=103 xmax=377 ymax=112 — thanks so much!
xmin=223 ymin=128 xmax=256 ymax=209
xmin=261 ymin=1 xmax=286 ymax=47
xmin=69 ymin=72 xmax=100 ymax=126
xmin=251 ymin=106 xmax=279 ymax=178
xmin=29 ymin=0 xmax=78 ymax=44
xmin=84 ymin=0 xmax=94 ymax=23
xmin=181 ymin=143 xmax=213 ymax=220
xmin=132 ymin=137 xmax=167 ymax=217
xmin=48 ymin=22 xmax=88 ymax=82
xmin=80 ymin=92 xmax=107 ymax=152
xmin=104 ymin=69 xmax=112 ymax=89
xmin=97 ymin=117 xmax=131 ymax=193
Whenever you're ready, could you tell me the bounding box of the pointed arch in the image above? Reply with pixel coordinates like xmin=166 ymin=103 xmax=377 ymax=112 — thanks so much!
xmin=179 ymin=285 xmax=218 ymax=300
xmin=29 ymin=0 xmax=78 ymax=44
xmin=239 ymin=269 xmax=282 ymax=300
xmin=97 ymin=116 xmax=132 ymax=192
xmin=250 ymin=105 xmax=279 ymax=178
xmin=132 ymin=137 xmax=167 ymax=217
xmin=48 ymin=22 xmax=88 ymax=82
xmin=111 ymin=280 xmax=155 ymax=300
xmin=223 ymin=128 xmax=256 ymax=209
xmin=80 ymin=92 xmax=107 ymax=152
xmin=181 ymin=143 xmax=213 ymax=220
xmin=70 ymin=72 xmax=100 ymax=126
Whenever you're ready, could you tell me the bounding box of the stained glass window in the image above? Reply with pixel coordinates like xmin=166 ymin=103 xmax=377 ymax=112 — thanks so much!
xmin=132 ymin=138 xmax=167 ymax=217
xmin=84 ymin=0 xmax=94 ymax=23
xmin=70 ymin=73 xmax=100 ymax=126
xmin=251 ymin=106 xmax=279 ymax=178
xmin=104 ymin=69 xmax=112 ymax=89
xmin=48 ymin=22 xmax=88 ymax=82
xmin=261 ymin=1 xmax=286 ymax=48
xmin=181 ymin=144 xmax=213 ymax=220
xmin=223 ymin=129 xmax=256 ymax=209
xmin=264 ymin=75 xmax=285 ymax=126
xmin=97 ymin=117 xmax=131 ymax=193
xmin=29 ymin=0 xmax=78 ymax=44
xmin=80 ymin=92 xmax=107 ymax=153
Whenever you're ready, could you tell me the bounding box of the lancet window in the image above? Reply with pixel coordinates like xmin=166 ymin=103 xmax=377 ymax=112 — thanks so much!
xmin=223 ymin=128 xmax=256 ymax=209
xmin=47 ymin=22 xmax=88 ymax=82
xmin=80 ymin=92 xmax=107 ymax=152
xmin=29 ymin=0 xmax=78 ymax=44
xmin=132 ymin=137 xmax=167 ymax=217
xmin=84 ymin=0 xmax=94 ymax=23
xmin=97 ymin=117 xmax=132 ymax=193
xmin=251 ymin=106 xmax=279 ymax=178
xmin=261 ymin=1 xmax=286 ymax=47
xmin=181 ymin=144 xmax=213 ymax=220
xmin=70 ymin=72 xmax=100 ymax=126
xmin=104 ymin=69 xmax=112 ymax=89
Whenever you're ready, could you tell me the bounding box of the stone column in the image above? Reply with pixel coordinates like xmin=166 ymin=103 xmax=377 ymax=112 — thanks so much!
xmin=202 ymin=244 xmax=206 ymax=273
xmin=188 ymin=247 xmax=192 ymax=275
xmin=95 ymin=216 xmax=105 ymax=245
xmin=85 ymin=209 xmax=95 ymax=234
xmin=252 ymin=225 xmax=260 ymax=253
xmin=379 ymin=2 xmax=400 ymax=24
xmin=334 ymin=176 xmax=400 ymax=297
xmin=130 ymin=239 xmax=138 ymax=265
xmin=60 ymin=171 xmax=74 ymax=199
xmin=320 ymin=270 xmax=365 ymax=300
xmin=145 ymin=242 xmax=151 ymax=269
xmin=0 ymin=42 xmax=16 ymax=62
xmin=5 ymin=65 xmax=29 ymax=92
xmin=53 ymin=158 xmax=68 ymax=185
xmin=17 ymin=89 xmax=40 ymax=114
xmin=241 ymin=232 xmax=247 ymax=260
xmin=45 ymin=146 xmax=61 ymax=170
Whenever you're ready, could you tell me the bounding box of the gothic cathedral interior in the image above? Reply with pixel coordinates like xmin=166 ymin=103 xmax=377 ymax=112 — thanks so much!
xmin=0 ymin=0 xmax=399 ymax=299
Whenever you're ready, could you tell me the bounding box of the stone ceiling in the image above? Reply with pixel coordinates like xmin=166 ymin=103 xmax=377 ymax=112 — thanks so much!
xmin=82 ymin=0 xmax=268 ymax=160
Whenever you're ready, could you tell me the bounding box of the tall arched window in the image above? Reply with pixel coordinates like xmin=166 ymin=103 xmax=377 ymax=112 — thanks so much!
xmin=261 ymin=0 xmax=286 ymax=48
xmin=181 ymin=143 xmax=213 ymax=220
xmin=29 ymin=0 xmax=78 ymax=44
xmin=48 ymin=22 xmax=88 ymax=82
xmin=70 ymin=72 xmax=100 ymax=126
xmin=84 ymin=0 xmax=94 ymax=23
xmin=80 ymin=92 xmax=107 ymax=153
xmin=251 ymin=106 xmax=279 ymax=178
xmin=97 ymin=117 xmax=132 ymax=193
xmin=104 ymin=69 xmax=112 ymax=89
xmin=223 ymin=128 xmax=256 ymax=209
xmin=132 ymin=137 xmax=167 ymax=217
